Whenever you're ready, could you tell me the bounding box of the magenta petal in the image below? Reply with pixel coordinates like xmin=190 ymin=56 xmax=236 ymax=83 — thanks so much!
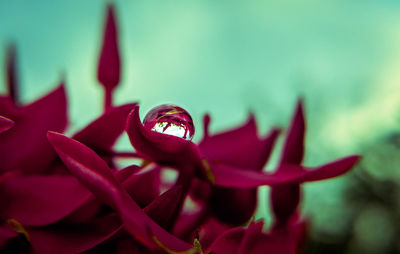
xmin=29 ymin=214 xmax=122 ymax=254
xmin=209 ymin=163 xmax=280 ymax=187
xmin=0 ymin=84 xmax=67 ymax=173
xmin=0 ymin=224 xmax=18 ymax=250
xmin=47 ymin=132 xmax=194 ymax=252
xmin=126 ymin=106 xmax=200 ymax=162
xmin=280 ymin=100 xmax=305 ymax=166
xmin=73 ymin=103 xmax=137 ymax=152
xmin=210 ymin=157 xmax=359 ymax=188
xmin=115 ymin=164 xmax=141 ymax=182
xmin=97 ymin=4 xmax=120 ymax=90
xmin=208 ymin=220 xmax=300 ymax=254
xmin=237 ymin=221 xmax=264 ymax=254
xmin=247 ymin=221 xmax=306 ymax=254
xmin=143 ymin=185 xmax=183 ymax=230
xmin=206 ymin=227 xmax=245 ymax=254
xmin=47 ymin=132 xmax=123 ymax=208
xmin=197 ymin=217 xmax=230 ymax=250
xmin=297 ymin=155 xmax=361 ymax=183
xmin=123 ymin=167 xmax=161 ymax=207
xmin=0 ymin=174 xmax=91 ymax=226
xmin=199 ymin=114 xmax=280 ymax=169
xmin=0 ymin=116 xmax=14 ymax=134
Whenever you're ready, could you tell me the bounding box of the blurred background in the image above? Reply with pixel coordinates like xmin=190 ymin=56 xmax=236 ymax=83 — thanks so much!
xmin=1 ymin=0 xmax=400 ymax=253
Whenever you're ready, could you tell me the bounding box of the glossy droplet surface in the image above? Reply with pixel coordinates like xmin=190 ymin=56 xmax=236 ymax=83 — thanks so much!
xmin=143 ymin=104 xmax=195 ymax=140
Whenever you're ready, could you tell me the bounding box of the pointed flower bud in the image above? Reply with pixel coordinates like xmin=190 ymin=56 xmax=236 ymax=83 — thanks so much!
xmin=97 ymin=5 xmax=121 ymax=109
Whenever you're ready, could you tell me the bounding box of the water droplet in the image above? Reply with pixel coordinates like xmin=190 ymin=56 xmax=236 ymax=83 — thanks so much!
xmin=143 ymin=104 xmax=195 ymax=140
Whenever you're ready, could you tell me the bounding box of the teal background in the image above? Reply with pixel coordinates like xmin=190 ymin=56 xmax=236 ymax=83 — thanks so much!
xmin=1 ymin=0 xmax=400 ymax=251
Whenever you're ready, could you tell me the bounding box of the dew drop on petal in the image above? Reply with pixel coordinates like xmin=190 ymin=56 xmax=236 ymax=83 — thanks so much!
xmin=143 ymin=104 xmax=195 ymax=140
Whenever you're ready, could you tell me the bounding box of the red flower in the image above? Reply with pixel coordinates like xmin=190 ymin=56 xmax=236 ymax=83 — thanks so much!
xmin=0 ymin=3 xmax=361 ymax=253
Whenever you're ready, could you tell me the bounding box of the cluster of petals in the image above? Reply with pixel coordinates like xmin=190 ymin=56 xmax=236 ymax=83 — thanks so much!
xmin=0 ymin=4 xmax=360 ymax=254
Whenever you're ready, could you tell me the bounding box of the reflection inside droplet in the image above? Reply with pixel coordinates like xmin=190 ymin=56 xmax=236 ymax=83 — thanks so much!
xmin=143 ymin=104 xmax=195 ymax=140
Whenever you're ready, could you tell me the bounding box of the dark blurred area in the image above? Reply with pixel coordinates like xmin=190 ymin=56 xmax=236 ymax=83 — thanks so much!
xmin=302 ymin=133 xmax=400 ymax=254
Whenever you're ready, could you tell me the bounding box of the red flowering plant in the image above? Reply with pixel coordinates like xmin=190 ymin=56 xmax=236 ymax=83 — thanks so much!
xmin=0 ymin=4 xmax=360 ymax=254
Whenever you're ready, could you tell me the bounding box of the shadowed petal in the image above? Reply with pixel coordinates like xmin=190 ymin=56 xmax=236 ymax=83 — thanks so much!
xmin=0 ymin=96 xmax=19 ymax=118
xmin=210 ymin=186 xmax=258 ymax=225
xmin=206 ymin=227 xmax=244 ymax=254
xmin=0 ymin=84 xmax=67 ymax=173
xmin=144 ymin=185 xmax=183 ymax=230
xmin=28 ymin=214 xmax=122 ymax=254
xmin=207 ymin=220 xmax=302 ymax=254
xmin=47 ymin=132 xmax=194 ymax=252
xmin=237 ymin=221 xmax=264 ymax=254
xmin=270 ymin=184 xmax=300 ymax=227
xmin=0 ymin=224 xmax=18 ymax=250
xmin=197 ymin=217 xmax=230 ymax=250
xmin=0 ymin=175 xmax=91 ymax=226
xmin=199 ymin=114 xmax=280 ymax=169
xmin=0 ymin=116 xmax=14 ymax=133
xmin=123 ymin=166 xmax=161 ymax=207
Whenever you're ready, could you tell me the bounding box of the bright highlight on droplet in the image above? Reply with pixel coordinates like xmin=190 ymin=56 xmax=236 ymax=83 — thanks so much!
xmin=143 ymin=104 xmax=195 ymax=140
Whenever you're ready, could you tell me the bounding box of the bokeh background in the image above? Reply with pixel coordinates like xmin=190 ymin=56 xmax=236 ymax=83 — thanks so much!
xmin=1 ymin=0 xmax=400 ymax=253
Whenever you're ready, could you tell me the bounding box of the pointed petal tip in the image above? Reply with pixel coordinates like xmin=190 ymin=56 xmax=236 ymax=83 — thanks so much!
xmin=126 ymin=105 xmax=140 ymax=126
xmin=346 ymin=154 xmax=362 ymax=166
xmin=47 ymin=131 xmax=66 ymax=147
xmin=0 ymin=116 xmax=14 ymax=133
xmin=106 ymin=3 xmax=116 ymax=17
xmin=247 ymin=111 xmax=256 ymax=121
xmin=47 ymin=130 xmax=61 ymax=139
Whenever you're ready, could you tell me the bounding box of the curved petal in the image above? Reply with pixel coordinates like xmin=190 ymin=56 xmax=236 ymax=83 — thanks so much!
xmin=0 ymin=224 xmax=18 ymax=250
xmin=47 ymin=132 xmax=194 ymax=252
xmin=0 ymin=175 xmax=91 ymax=226
xmin=126 ymin=106 xmax=199 ymax=160
xmin=209 ymin=155 xmax=360 ymax=188
xmin=296 ymin=155 xmax=360 ymax=183
xmin=73 ymin=103 xmax=137 ymax=153
xmin=29 ymin=214 xmax=122 ymax=254
xmin=208 ymin=163 xmax=283 ymax=188
xmin=123 ymin=166 xmax=161 ymax=207
xmin=197 ymin=217 xmax=230 ymax=250
xmin=237 ymin=221 xmax=264 ymax=254
xmin=0 ymin=84 xmax=67 ymax=173
xmin=0 ymin=116 xmax=14 ymax=134
xmin=143 ymin=185 xmax=183 ymax=230
xmin=206 ymin=227 xmax=244 ymax=254
xmin=199 ymin=114 xmax=280 ymax=169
